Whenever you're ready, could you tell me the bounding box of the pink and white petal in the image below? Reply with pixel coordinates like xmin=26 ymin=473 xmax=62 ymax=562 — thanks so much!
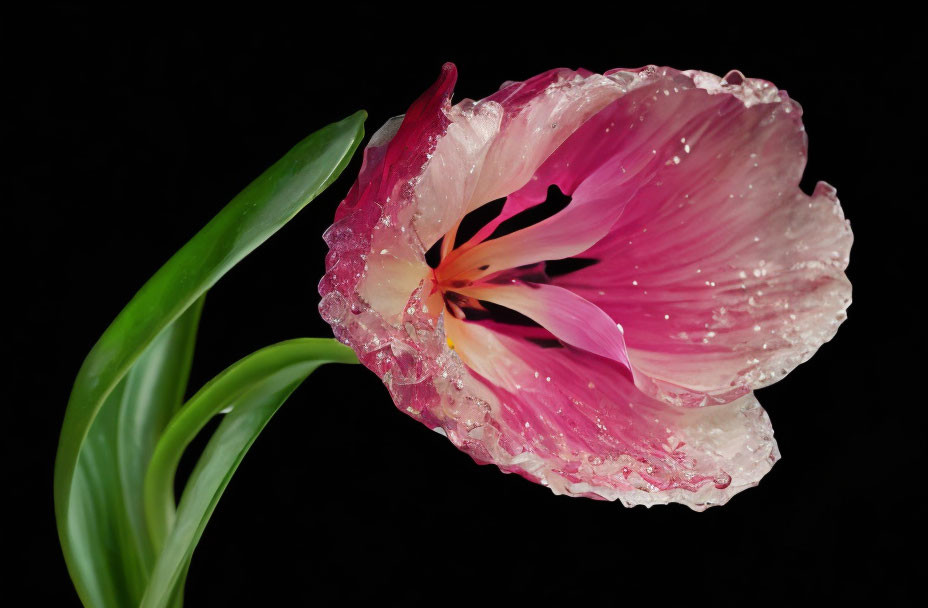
xmin=334 ymin=63 xmax=457 ymax=224
xmin=577 ymin=182 xmax=851 ymax=406
xmin=320 ymin=64 xmax=457 ymax=356
xmin=463 ymin=69 xmax=625 ymax=211
xmin=439 ymin=176 xmax=632 ymax=281
xmin=441 ymin=67 xmax=733 ymax=281
xmin=413 ymin=68 xmax=626 ymax=251
xmin=412 ymin=95 xmax=504 ymax=251
xmin=456 ymin=281 xmax=631 ymax=372
xmin=440 ymin=317 xmax=779 ymax=509
xmin=546 ymin=69 xmax=852 ymax=405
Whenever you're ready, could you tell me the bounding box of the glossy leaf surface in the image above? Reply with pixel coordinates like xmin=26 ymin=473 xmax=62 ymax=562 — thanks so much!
xmin=55 ymin=112 xmax=366 ymax=607
xmin=141 ymin=339 xmax=358 ymax=608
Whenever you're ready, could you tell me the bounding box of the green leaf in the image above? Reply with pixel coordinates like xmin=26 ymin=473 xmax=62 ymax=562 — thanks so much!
xmin=66 ymin=299 xmax=205 ymax=608
xmin=55 ymin=112 xmax=366 ymax=607
xmin=117 ymin=298 xmax=205 ymax=591
xmin=140 ymin=338 xmax=358 ymax=608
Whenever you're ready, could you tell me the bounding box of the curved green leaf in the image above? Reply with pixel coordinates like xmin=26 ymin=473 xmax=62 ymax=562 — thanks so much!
xmin=66 ymin=299 xmax=205 ymax=607
xmin=140 ymin=338 xmax=358 ymax=608
xmin=55 ymin=112 xmax=366 ymax=607
xmin=117 ymin=297 xmax=205 ymax=591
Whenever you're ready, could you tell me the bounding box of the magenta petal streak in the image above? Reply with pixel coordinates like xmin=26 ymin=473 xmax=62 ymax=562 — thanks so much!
xmin=318 ymin=63 xmax=852 ymax=509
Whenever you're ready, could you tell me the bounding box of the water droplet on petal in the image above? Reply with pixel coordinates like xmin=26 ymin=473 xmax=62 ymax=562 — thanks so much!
xmin=318 ymin=292 xmax=348 ymax=324
xmin=714 ymin=472 xmax=732 ymax=489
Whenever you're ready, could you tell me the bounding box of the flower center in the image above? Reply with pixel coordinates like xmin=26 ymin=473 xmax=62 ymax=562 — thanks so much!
xmin=425 ymin=185 xmax=579 ymax=322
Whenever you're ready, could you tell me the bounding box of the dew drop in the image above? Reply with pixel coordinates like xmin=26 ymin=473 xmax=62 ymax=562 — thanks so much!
xmin=714 ymin=472 xmax=732 ymax=489
xmin=318 ymin=292 xmax=348 ymax=324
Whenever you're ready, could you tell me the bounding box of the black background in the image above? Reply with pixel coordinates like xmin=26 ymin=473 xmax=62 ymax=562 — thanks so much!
xmin=6 ymin=4 xmax=922 ymax=605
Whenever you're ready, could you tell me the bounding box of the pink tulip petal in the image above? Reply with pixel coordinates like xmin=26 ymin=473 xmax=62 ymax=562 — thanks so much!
xmin=448 ymin=66 xmax=683 ymax=254
xmin=320 ymin=64 xmax=456 ymax=332
xmin=443 ymin=316 xmax=778 ymax=507
xmin=439 ymin=176 xmax=630 ymax=281
xmin=545 ymin=69 xmax=853 ymax=405
xmin=335 ymin=63 xmax=456 ymax=223
xmin=455 ymin=281 xmax=631 ymax=373
xmin=447 ymin=66 xmax=851 ymax=404
xmin=413 ymin=68 xmax=627 ymax=251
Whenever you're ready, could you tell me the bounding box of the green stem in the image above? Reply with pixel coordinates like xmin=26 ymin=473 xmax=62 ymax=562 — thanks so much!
xmin=142 ymin=338 xmax=358 ymax=554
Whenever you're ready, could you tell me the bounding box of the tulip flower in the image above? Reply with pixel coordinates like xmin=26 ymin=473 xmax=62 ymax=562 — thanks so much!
xmin=319 ymin=63 xmax=852 ymax=509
